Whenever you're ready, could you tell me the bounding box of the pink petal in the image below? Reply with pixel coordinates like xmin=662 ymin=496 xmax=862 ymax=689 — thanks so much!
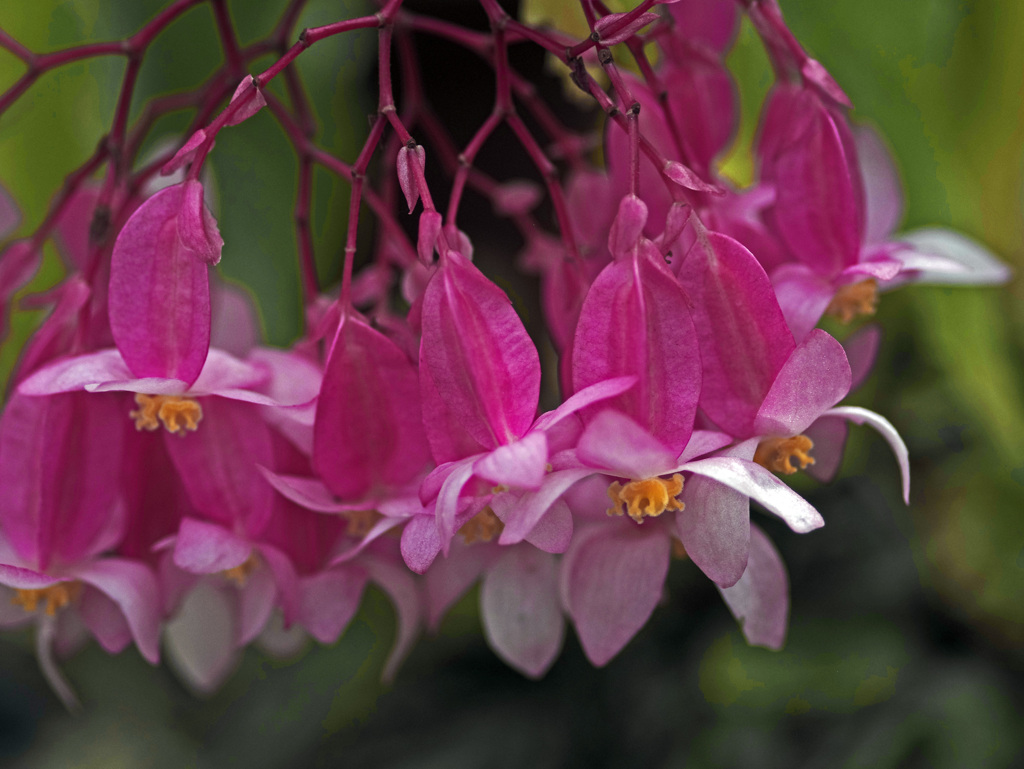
xmin=608 ymin=195 xmax=648 ymax=259
xmin=299 ymin=567 xmax=367 ymax=643
xmin=481 ymin=547 xmax=564 ymax=678
xmin=802 ymin=415 xmax=848 ymax=483
xmin=421 ymin=252 xmax=540 ymax=449
xmin=718 ymin=523 xmax=789 ymax=649
xmin=16 ymin=349 xmax=132 ymax=395
xmin=825 ymin=406 xmax=910 ymax=503
xmin=678 ymin=456 xmax=824 ymax=533
xmin=666 ymin=0 xmax=738 ymax=52
xmin=108 ymin=184 xmax=211 ymax=385
xmin=676 ymin=440 xmax=757 ymax=588
xmin=0 ymin=563 xmax=66 ymax=590
xmin=577 ymin=409 xmax=676 ymax=481
xmin=236 ymin=562 xmax=276 ymax=645
xmin=473 ymin=431 xmax=548 ymax=490
xmin=417 ymin=211 xmax=443 ymax=264
xmin=572 ymin=255 xmax=701 ymax=453
xmin=401 ymin=513 xmax=443 ymax=574
xmin=74 ymin=558 xmax=162 ymax=664
xmin=496 ymin=468 xmax=592 ymax=547
xmin=894 ymin=229 xmax=1011 ymax=286
xmin=419 ymin=347 xmax=490 ymax=464
xmin=164 ymin=581 xmax=237 ymax=693
xmin=676 ymin=430 xmax=734 ymax=464
xmin=563 ymin=523 xmax=670 ymax=666
xmin=314 ymin=314 xmax=430 ymax=499
xmin=363 ymin=553 xmax=421 ymax=682
xmin=855 ymin=125 xmax=904 ymax=245
xmin=161 ymin=129 xmax=207 ymax=176
xmin=434 ymin=458 xmax=479 ymax=551
xmin=531 ymin=376 xmax=637 ymax=433
xmin=770 ymin=263 xmax=835 ymax=343
xmin=224 ymin=76 xmax=267 ymax=126
xmin=177 ymin=180 xmax=223 ymax=265
xmin=78 ymin=587 xmax=131 ymax=654
xmin=423 ymin=540 xmax=495 ymax=630
xmin=493 ymin=180 xmax=542 ymax=216
xmin=844 ymin=324 xmax=881 ymax=391
xmin=172 ymin=518 xmax=252 ymax=574
xmin=679 ymin=231 xmax=794 ymax=438
xmin=754 ymin=329 xmax=851 ymax=437
xmin=522 ymin=498 xmax=574 ymax=554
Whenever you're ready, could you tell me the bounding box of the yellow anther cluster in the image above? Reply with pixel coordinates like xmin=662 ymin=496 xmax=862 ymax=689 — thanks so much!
xmin=222 ymin=554 xmax=259 ymax=587
xmin=459 ymin=507 xmax=504 ymax=544
xmin=13 ymin=582 xmax=82 ymax=616
xmin=754 ymin=434 xmax=816 ymax=475
xmin=826 ymin=279 xmax=878 ymax=324
xmin=131 ymin=393 xmax=203 ymax=435
xmin=345 ymin=509 xmax=382 ymax=538
xmin=607 ymin=474 xmax=685 ymax=524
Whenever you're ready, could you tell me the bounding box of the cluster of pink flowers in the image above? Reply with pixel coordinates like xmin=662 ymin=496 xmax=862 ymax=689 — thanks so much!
xmin=0 ymin=0 xmax=1008 ymax=707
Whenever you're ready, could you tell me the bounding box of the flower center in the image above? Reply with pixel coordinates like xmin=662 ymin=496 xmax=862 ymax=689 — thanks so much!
xmin=12 ymin=582 xmax=82 ymax=616
xmin=222 ymin=553 xmax=259 ymax=587
xmin=131 ymin=393 xmax=203 ymax=435
xmin=826 ymin=279 xmax=878 ymax=324
xmin=459 ymin=507 xmax=504 ymax=544
xmin=607 ymin=474 xmax=685 ymax=523
xmin=754 ymin=435 xmax=815 ymax=475
xmin=345 ymin=509 xmax=382 ymax=538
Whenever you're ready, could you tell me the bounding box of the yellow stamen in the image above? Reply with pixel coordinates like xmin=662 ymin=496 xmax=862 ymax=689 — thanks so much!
xmin=754 ymin=435 xmax=816 ymax=475
xmin=222 ymin=553 xmax=259 ymax=587
xmin=826 ymin=279 xmax=878 ymax=324
xmin=607 ymin=474 xmax=685 ymax=524
xmin=12 ymin=582 xmax=82 ymax=616
xmin=345 ymin=509 xmax=382 ymax=538
xmin=459 ymin=507 xmax=504 ymax=544
xmin=131 ymin=393 xmax=203 ymax=435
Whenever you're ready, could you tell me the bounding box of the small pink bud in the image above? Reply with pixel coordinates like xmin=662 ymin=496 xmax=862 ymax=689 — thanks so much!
xmin=594 ymin=12 xmax=661 ymax=45
xmin=417 ymin=210 xmax=442 ymax=264
xmin=397 ymin=145 xmax=426 ymax=213
xmin=225 ymin=76 xmax=267 ymax=127
xmin=178 ymin=180 xmax=224 ymax=266
xmin=663 ymin=160 xmax=724 ymax=195
xmin=493 ymin=180 xmax=542 ymax=216
xmin=608 ymin=194 xmax=647 ymax=258
xmin=161 ymin=130 xmax=208 ymax=176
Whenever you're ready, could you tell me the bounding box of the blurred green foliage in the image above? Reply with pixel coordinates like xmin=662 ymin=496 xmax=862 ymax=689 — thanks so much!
xmin=1 ymin=0 xmax=1023 ymax=766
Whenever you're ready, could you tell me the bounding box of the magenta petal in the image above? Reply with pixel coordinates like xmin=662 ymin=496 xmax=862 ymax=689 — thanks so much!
xmin=825 ymin=406 xmax=910 ymax=504
xmin=164 ymin=398 xmax=274 ymax=537
xmin=679 ymin=232 xmax=794 ymax=439
xmin=608 ymin=195 xmax=648 ymax=259
xmin=363 ymin=554 xmax=421 ymax=682
xmin=109 ymin=184 xmax=211 ymax=385
xmin=531 ymin=376 xmax=637 ymax=433
xmin=74 ymin=558 xmax=161 ymax=664
xmin=178 ymin=180 xmax=224 ymax=265
xmin=421 ymin=252 xmax=541 ymax=449
xmin=172 ymin=518 xmax=252 ymax=574
xmin=164 ymin=582 xmax=237 ymax=693
xmin=572 ymin=255 xmax=701 ymax=452
xmin=0 ymin=563 xmax=65 ymax=590
xmin=679 ymin=456 xmax=824 ymax=533
xmin=225 ymin=76 xmax=267 ymax=126
xmin=754 ymin=329 xmax=851 ymax=437
xmin=676 ymin=440 xmax=757 ymax=588
xmin=481 ymin=547 xmax=564 ymax=678
xmin=474 ymin=431 xmax=548 ymax=490
xmin=667 ymin=0 xmax=738 ymax=52
xmin=420 ymin=346 xmax=490 ymax=464
xmin=844 ymin=324 xmax=881 ymax=391
xmin=314 ymin=314 xmax=430 ymax=499
xmin=718 ymin=523 xmax=789 ymax=649
xmin=578 ymin=410 xmax=676 ymax=480
xmin=299 ymin=567 xmax=367 ymax=644
xmin=564 ymin=524 xmax=669 ymax=666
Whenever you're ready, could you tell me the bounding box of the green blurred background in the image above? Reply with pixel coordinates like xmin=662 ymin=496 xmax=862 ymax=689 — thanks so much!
xmin=1 ymin=1 xmax=1022 ymax=766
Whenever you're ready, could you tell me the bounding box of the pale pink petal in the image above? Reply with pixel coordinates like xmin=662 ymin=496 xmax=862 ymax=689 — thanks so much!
xmin=434 ymin=458 xmax=480 ymax=550
xmin=164 ymin=581 xmax=238 ymax=693
xmin=254 ymin=543 xmax=300 ymax=624
xmin=299 ymin=567 xmax=367 ymax=643
xmin=495 ymin=468 xmax=593 ymax=547
xmin=237 ymin=564 xmax=276 ymax=645
xmin=754 ymin=329 xmax=851 ymax=437
xmin=17 ymin=349 xmax=135 ymax=395
xmin=678 ymin=456 xmax=824 ymax=533
xmin=481 ymin=547 xmax=564 ymax=678
xmin=771 ymin=263 xmax=835 ymax=343
xmin=718 ymin=523 xmax=789 ymax=649
xmin=363 ymin=554 xmax=421 ymax=682
xmin=676 ymin=440 xmax=757 ymax=588
xmin=172 ymin=518 xmax=252 ymax=574
xmin=258 ymin=469 xmax=362 ymax=513
xmin=211 ymin=282 xmax=261 ymax=357
xmin=843 ymin=324 xmax=881 ymax=391
xmin=0 ymin=563 xmax=65 ymax=590
xmin=78 ymin=587 xmax=131 ymax=654
xmin=493 ymin=180 xmax=542 ymax=216
xmin=564 ymin=523 xmax=670 ymax=666
xmin=855 ymin=125 xmax=904 ymax=245
xmin=577 ymin=410 xmax=676 ymax=480
xmin=802 ymin=415 xmax=848 ymax=483
xmin=676 ymin=430 xmax=734 ymax=464
xmin=109 ymin=184 xmax=211 ymax=386
xmin=531 ymin=376 xmax=637 ymax=433
xmin=894 ymin=228 xmax=1011 ymax=286
xmin=522 ymin=498 xmax=574 ymax=554
xmin=74 ymin=558 xmax=162 ymax=664
xmin=188 ymin=348 xmax=269 ymax=395
xmin=401 ymin=513 xmax=443 ymax=574
xmin=840 ymin=258 xmax=902 ymax=282
xmin=423 ymin=540 xmax=495 ymax=630
xmin=474 ymin=431 xmax=548 ymax=490
xmin=825 ymin=406 xmax=910 ymax=503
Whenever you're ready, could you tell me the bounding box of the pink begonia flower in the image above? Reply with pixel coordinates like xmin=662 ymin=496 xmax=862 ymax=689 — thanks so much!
xmin=0 ymin=391 xmax=161 ymax=707
xmin=756 ymin=87 xmax=1009 ymax=341
xmin=414 ymin=249 xmax=636 ymax=555
xmin=562 ymin=409 xmax=820 ymax=664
